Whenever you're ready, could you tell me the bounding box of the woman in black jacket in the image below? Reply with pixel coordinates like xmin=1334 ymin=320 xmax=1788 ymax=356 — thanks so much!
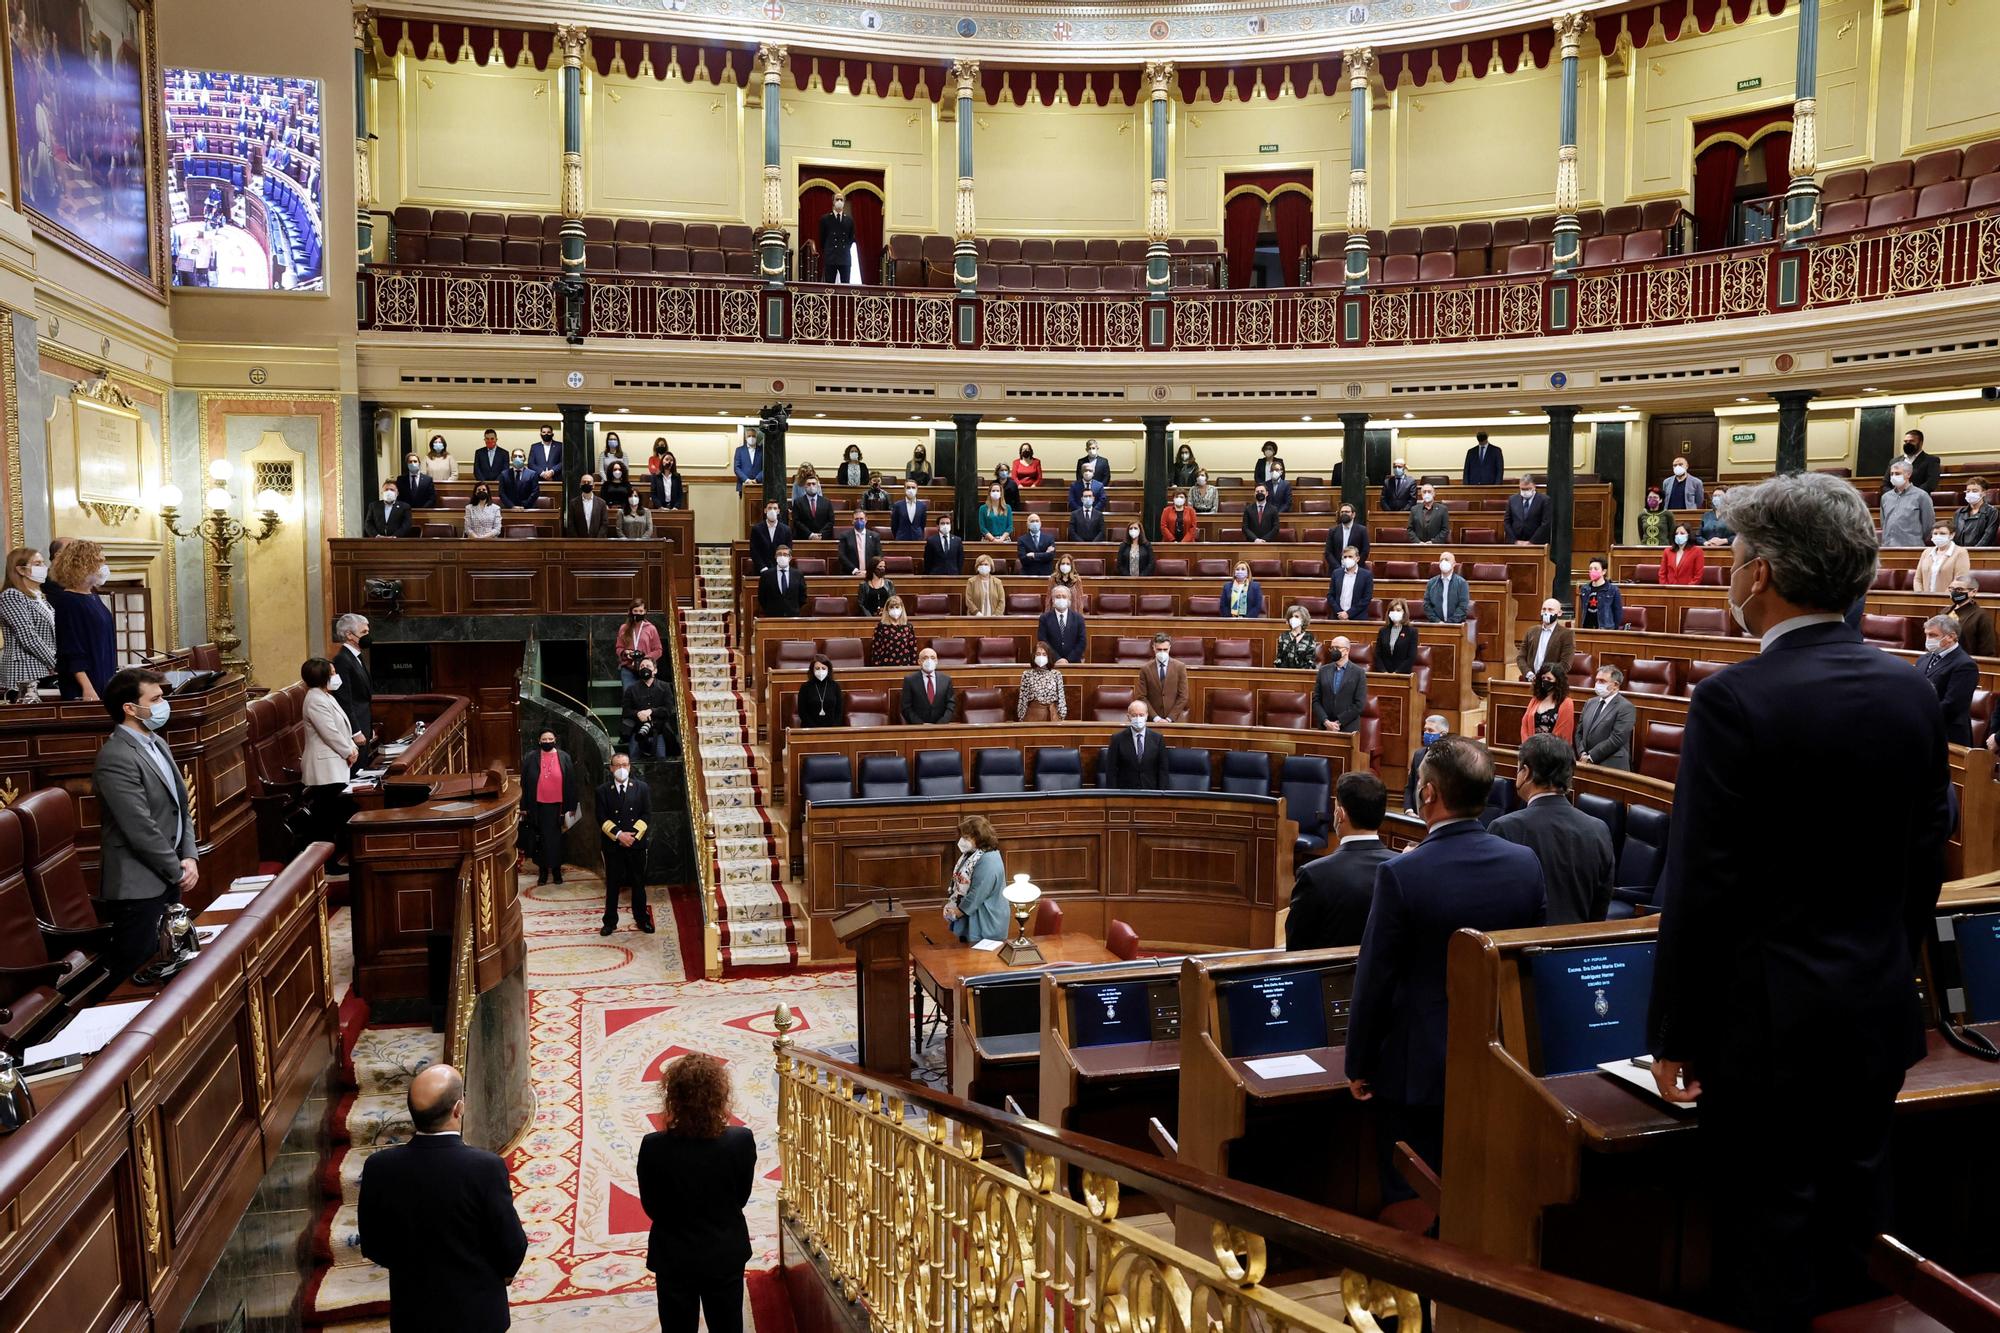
xmin=796 ymin=654 xmax=845 ymax=728
xmin=1373 ymin=598 xmax=1417 ymax=673
xmin=638 ymin=1053 xmax=757 ymax=1333
xmin=1114 ymin=521 xmax=1154 ymax=576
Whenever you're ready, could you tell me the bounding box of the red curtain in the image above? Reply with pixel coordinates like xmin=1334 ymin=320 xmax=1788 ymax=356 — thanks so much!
xmin=1272 ymin=191 xmax=1312 ymax=288
xmin=798 ymin=166 xmax=885 ymax=283
xmin=1222 ymin=193 xmax=1264 ymax=290
xmin=1760 ymin=131 xmax=1793 ymax=196
xmin=1692 ymin=140 xmax=1744 ymax=251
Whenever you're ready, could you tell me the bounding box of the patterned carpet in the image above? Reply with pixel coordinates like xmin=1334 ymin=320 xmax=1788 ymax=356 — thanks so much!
xmin=308 ymin=868 xmax=856 ymax=1330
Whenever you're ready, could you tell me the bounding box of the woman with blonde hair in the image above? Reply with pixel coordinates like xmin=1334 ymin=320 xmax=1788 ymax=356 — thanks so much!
xmin=871 ymin=594 xmax=916 ymax=666
xmin=637 ymin=1052 xmax=756 ymax=1333
xmin=48 ymin=538 xmax=115 ymax=700
xmin=964 ymin=554 xmax=1006 ymax=616
xmin=0 ymin=547 xmax=58 ymax=701
xmin=944 ymin=815 xmax=1008 ymax=943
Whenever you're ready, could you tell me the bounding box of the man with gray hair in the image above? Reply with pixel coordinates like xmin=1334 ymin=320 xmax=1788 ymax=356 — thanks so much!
xmin=331 ymin=613 xmax=374 ymax=749
xmin=1879 ymin=458 xmax=1935 ymax=548
xmin=1647 ymin=471 xmax=1950 ymax=1329
xmin=1918 ymin=614 xmax=1978 ymax=745
xmin=1402 ymin=714 xmax=1449 ymax=815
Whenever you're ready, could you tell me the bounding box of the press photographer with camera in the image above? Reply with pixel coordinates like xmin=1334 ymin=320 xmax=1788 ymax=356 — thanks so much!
xmin=622 ymin=657 xmax=672 ymax=759
xmin=615 ymin=600 xmax=662 ymax=691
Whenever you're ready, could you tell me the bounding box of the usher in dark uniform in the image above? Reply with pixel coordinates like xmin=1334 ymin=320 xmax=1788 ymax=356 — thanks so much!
xmin=819 ymin=208 xmax=857 ymax=282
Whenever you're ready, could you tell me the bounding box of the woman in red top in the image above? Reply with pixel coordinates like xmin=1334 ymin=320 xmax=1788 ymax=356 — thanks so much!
xmin=1157 ymin=489 xmax=1201 ymax=543
xmin=522 ymin=728 xmax=579 ymax=885
xmin=1011 ymin=443 xmax=1042 ymax=489
xmin=1518 ymin=665 xmax=1575 ymax=744
xmin=1657 ymin=524 xmax=1705 ymax=585
xmin=615 ymin=600 xmax=663 ymax=688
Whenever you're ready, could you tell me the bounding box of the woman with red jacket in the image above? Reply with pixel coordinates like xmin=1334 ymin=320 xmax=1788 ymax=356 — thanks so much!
xmin=1157 ymin=488 xmax=1201 ymax=543
xmin=1657 ymin=524 xmax=1705 ymax=585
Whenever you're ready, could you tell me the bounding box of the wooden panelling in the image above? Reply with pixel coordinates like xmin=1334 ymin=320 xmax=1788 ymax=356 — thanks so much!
xmin=328 ymin=531 xmax=692 ymax=618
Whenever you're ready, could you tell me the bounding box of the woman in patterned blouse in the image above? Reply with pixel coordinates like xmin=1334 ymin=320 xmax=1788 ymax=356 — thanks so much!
xmin=1274 ymin=603 xmax=1319 ymax=670
xmin=871 ymin=595 xmax=917 ymax=667
xmin=1016 ymin=641 xmax=1067 ymax=721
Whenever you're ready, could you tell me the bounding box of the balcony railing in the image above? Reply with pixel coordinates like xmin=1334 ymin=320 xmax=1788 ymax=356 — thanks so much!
xmin=359 ymin=208 xmax=2000 ymax=351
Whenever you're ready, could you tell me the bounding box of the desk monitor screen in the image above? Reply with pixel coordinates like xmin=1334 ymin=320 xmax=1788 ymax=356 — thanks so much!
xmin=970 ymin=976 xmax=1042 ymax=1038
xmin=1069 ymin=979 xmax=1179 ymax=1048
xmin=1522 ymin=942 xmax=1658 ymax=1077
xmin=1944 ymin=911 xmax=2000 ymax=1024
xmin=1218 ymin=965 xmax=1349 ymax=1059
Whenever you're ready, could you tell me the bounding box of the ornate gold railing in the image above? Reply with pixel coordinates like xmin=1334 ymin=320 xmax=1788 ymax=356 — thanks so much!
xmin=773 ymin=1019 xmax=1732 ymax=1333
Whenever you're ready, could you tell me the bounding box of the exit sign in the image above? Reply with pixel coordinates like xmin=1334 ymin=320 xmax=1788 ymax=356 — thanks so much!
xmin=1736 ymin=76 xmax=1762 ymax=91
xmin=831 ymin=138 xmax=852 ymax=148
xmin=1731 ymin=431 xmax=1757 ymax=443
xmin=1259 ymin=143 xmax=1280 ymax=153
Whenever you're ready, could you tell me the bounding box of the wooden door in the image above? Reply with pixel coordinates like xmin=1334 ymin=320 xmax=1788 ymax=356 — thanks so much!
xmin=429 ymin=642 xmax=523 ymax=771
xmin=1647 ymin=414 xmax=1719 ymax=490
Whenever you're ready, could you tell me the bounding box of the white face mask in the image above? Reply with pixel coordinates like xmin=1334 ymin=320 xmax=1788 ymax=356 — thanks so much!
xmin=92 ymin=563 xmax=111 ymax=587
xmin=1935 ymin=533 xmax=1952 ymax=548
xmin=1028 ymin=521 xmax=1042 ymax=533
xmin=328 ymin=672 xmax=342 ymax=691
xmin=1174 ymin=497 xmax=1186 ymax=508
xmin=1341 ymin=557 xmax=1357 ymax=571
xmin=1053 ymin=597 xmax=1070 ymax=610
xmin=812 ymin=667 xmax=828 ymax=680
xmin=612 ymin=768 xmax=630 ymax=784
xmin=1892 ymin=474 xmax=1909 ymax=490
xmin=1234 ymin=570 xmax=1249 ymax=583
xmin=382 ymin=492 xmax=397 ymax=504
xmin=1289 ymin=616 xmax=1303 ymax=631
xmin=1034 ymin=654 xmax=1049 ymax=668
xmin=1128 ymin=528 xmax=1140 ymax=540
xmin=1196 ymin=475 xmax=1208 ymax=486
xmin=1925 ymin=637 xmax=1943 ymax=653
xmin=1389 ymin=610 xmax=1404 ymax=623
xmin=1130 ymin=717 xmax=1146 ymax=732
xmin=1520 ymin=490 xmax=1533 ymax=500
xmin=1270 ymin=469 xmax=1282 ymax=480
xmin=939 ymin=523 xmax=951 ymax=535
xmin=766 ymin=510 xmax=780 ymax=524
xmin=1594 ymin=681 xmax=1612 ymax=698
xmin=921 ymin=660 xmax=936 ymax=674
xmin=958 ymin=837 xmax=974 ymax=854
xmin=776 ymin=555 xmax=791 ymax=568
xmin=1674 ymin=532 xmax=1688 ymax=547
xmin=1059 ymin=563 xmax=1072 ymax=574
xmin=1972 ymin=493 xmax=1986 ymax=507
xmin=1394 ymin=466 xmax=1407 ymax=477
xmin=977 ymin=565 xmax=992 ymax=576
xmin=26 ymin=563 xmax=46 ymax=584
xmin=1421 ymin=493 xmax=1436 ymax=506
xmin=1438 ymin=562 xmax=1455 ymax=576
xmin=1673 ymin=464 xmax=1687 ymax=477
xmin=1155 ymin=649 xmax=1171 ymax=663
xmin=906 ymin=489 xmax=918 ymax=500
xmin=889 ymin=608 xmax=904 ymax=620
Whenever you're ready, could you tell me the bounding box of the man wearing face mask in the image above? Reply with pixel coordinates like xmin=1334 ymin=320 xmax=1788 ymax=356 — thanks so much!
xmin=1403 ymin=715 xmax=1448 ymax=815
xmin=622 ymin=658 xmax=674 ymax=759
xmin=1422 ymin=554 xmax=1469 ymax=625
xmin=331 ymin=613 xmax=376 ymax=748
xmin=891 ymin=482 xmax=928 ymax=542
xmin=1516 ymin=598 xmax=1574 ymax=681
xmin=1018 ymin=512 xmax=1057 ymax=577
xmin=792 ymin=478 xmax=834 ymax=540
xmin=819 ymin=191 xmax=856 ymax=283
xmin=92 ymin=667 xmax=199 ymax=980
xmin=837 ymin=508 xmax=882 ymax=576
xmin=364 ymin=481 xmax=413 ymax=537
xmin=1076 ymin=438 xmax=1111 ymax=487
xmin=1574 ymin=667 xmax=1634 ymax=769
xmin=1105 ymin=700 xmax=1167 ymax=790
xmin=1067 ymin=482 xmax=1107 ymax=543
xmin=1067 ymin=469 xmax=1106 ymax=513
xmin=1647 ymin=472 xmax=1950 ymax=1331
xmin=1264 ymin=462 xmax=1292 ymax=514
xmin=1660 ymin=454 xmax=1705 ymax=512
xmin=1953 ymin=477 xmax=1998 ymax=549
xmin=733 ymin=429 xmax=763 ymax=495
xmin=472 ymin=427 xmax=508 ymax=482
xmin=899 ymin=649 xmax=957 ymax=725
xmin=595 ymin=755 xmax=655 ymax=935
xmin=758 ymin=545 xmax=806 ymax=618
xmin=1406 ymin=485 xmax=1449 ymax=544
xmin=1945 ymin=574 xmax=2000 ymax=657
xmin=398 ymin=453 xmax=439 ymax=509
xmin=1504 ymin=477 xmax=1550 ymax=544
xmin=1885 ymin=427 xmax=1939 ymax=494
xmin=528 ymin=424 xmax=563 ymax=481
xmin=1327 ymin=546 xmax=1374 ymax=621
xmin=749 ymin=500 xmax=792 ymax=574
xmin=568 ymin=473 xmax=610 ymax=538
xmin=1326 ymin=505 xmax=1370 ymax=565
xmin=1038 ymin=587 xmax=1087 ymax=665
xmin=1135 ymin=632 xmax=1187 ymax=722
xmin=1381 ymin=458 xmax=1417 ymax=512
xmin=923 ymin=514 xmax=962 ymax=574
xmin=499 ymin=450 xmax=540 ymax=510
xmin=1917 ymin=616 xmax=1978 ymax=745
xmin=1311 ymin=636 xmax=1368 ymax=733
xmin=1241 ymin=486 xmax=1281 ymax=544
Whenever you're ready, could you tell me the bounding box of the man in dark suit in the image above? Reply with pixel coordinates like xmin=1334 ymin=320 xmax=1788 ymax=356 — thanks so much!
xmin=1489 ymin=734 xmax=1614 ymax=924
xmin=1648 ymin=473 xmax=1952 ymax=1330
xmin=1037 ymin=588 xmax=1087 ymax=665
xmin=92 ymin=668 xmax=199 ymax=979
xmin=331 ymin=613 xmax=374 ymax=746
xmin=1241 ymin=486 xmax=1281 ymax=542
xmin=499 ymin=453 xmax=540 ymax=510
xmin=1068 ymin=492 xmax=1106 ymax=543
xmin=890 ymin=484 xmax=928 ymax=541
xmin=1105 ymin=701 xmax=1167 ymax=789
xmin=471 ymin=428 xmax=508 ymax=482
xmin=1504 ymin=477 xmax=1550 ymax=543
xmin=758 ymin=549 xmax=806 ymax=617
xmin=1888 ymin=427 xmax=1941 ymax=495
xmin=1946 ymin=573 xmax=1999 ymax=657
xmin=748 ymin=500 xmax=791 ymax=572
xmin=1287 ymin=771 xmax=1395 ymax=950
xmin=1348 ymin=735 xmax=1544 ymax=1193
xmin=1402 ymin=715 xmax=1447 ymax=815
xmin=1423 ymin=554 xmax=1470 ymax=625
xmin=733 ymin=430 xmax=764 ymax=494
xmin=899 ymin=649 xmax=956 ymax=724
xmin=1310 ymin=637 xmax=1367 ymax=733
xmin=1516 ymin=598 xmax=1575 ymax=681
xmin=567 ymin=476 xmax=610 ymax=538
xmin=1380 ymin=460 xmax=1417 ymax=512
xmin=818 ymin=192 xmax=856 ymax=282
xmin=1076 ymin=439 xmax=1111 ymax=487
xmin=1575 ymin=665 xmax=1635 ymax=770
xmin=1919 ymin=615 xmax=1980 ymax=745
xmin=924 ymin=516 xmax=963 ymax=574
xmin=1066 ymin=474 xmax=1105 ymax=512
xmin=792 ymin=481 xmax=834 ymax=539
xmin=1325 ymin=506 xmax=1369 ymax=565
xmin=1462 ymin=430 xmax=1504 ymax=486
xmin=1325 ymin=549 xmax=1374 ymax=621
xmin=1135 ymin=632 xmax=1188 ymax=722
xmin=1406 ymin=485 xmax=1450 ymax=543
xmin=596 ymin=754 xmax=654 ymax=934
xmin=527 ymin=423 xmax=563 ymax=480
xmin=396 ymin=454 xmax=439 ymax=508
xmin=1017 ymin=514 xmax=1056 ymax=576
xmin=358 ymin=1064 xmax=527 ymax=1332
xmin=364 ymin=483 xmax=412 ymax=537
xmin=837 ymin=510 xmax=881 ymax=575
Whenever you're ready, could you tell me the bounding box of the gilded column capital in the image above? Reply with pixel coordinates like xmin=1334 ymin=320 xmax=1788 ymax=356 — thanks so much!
xmin=1144 ymin=60 xmax=1174 ymax=100
xmin=952 ymin=58 xmax=979 ymax=97
xmin=1553 ymin=11 xmax=1588 ymax=59
xmin=352 ymin=5 xmax=371 ymax=48
xmin=1788 ymin=97 xmax=1818 ymax=179
xmin=759 ymin=44 xmax=788 ymax=81
xmin=1344 ymin=47 xmax=1375 ymax=90
xmin=554 ymin=23 xmax=588 ymax=66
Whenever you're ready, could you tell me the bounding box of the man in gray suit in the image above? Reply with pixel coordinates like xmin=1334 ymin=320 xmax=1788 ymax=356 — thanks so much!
xmin=92 ymin=668 xmax=198 ymax=980
xmin=1575 ymin=665 xmax=1635 ymax=770
xmin=1310 ymin=636 xmax=1368 ymax=733
xmin=1489 ymin=734 xmax=1615 ymax=923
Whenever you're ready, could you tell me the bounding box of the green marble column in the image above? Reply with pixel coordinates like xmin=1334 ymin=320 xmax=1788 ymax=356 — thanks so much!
xmin=353 ymin=7 xmax=372 ymax=270
xmin=1343 ymin=49 xmax=1373 ymax=290
xmin=1144 ymin=61 xmax=1173 ymax=297
xmin=555 ymin=24 xmax=587 ymax=341
xmin=1784 ymin=0 xmax=1822 ymax=245
xmin=1550 ymin=13 xmax=1587 ymax=276
xmin=757 ymin=46 xmax=789 ymax=286
xmin=952 ymin=60 xmax=978 ymax=296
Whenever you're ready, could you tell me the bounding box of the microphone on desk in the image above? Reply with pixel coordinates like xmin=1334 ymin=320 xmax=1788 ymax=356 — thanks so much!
xmin=920 ymin=932 xmax=938 ymax=947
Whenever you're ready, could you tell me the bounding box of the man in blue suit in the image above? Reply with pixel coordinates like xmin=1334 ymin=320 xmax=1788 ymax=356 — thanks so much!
xmin=498 ymin=450 xmax=540 ymax=509
xmin=1017 ymin=513 xmax=1056 ymax=576
xmin=1422 ymin=552 xmax=1469 ymax=624
xmin=733 ymin=430 xmax=763 ymax=494
xmin=1067 ymin=473 xmax=1106 ymax=512
xmin=1068 ymin=490 xmax=1106 ymax=542
xmin=527 ymin=423 xmax=563 ymax=481
xmin=1037 ymin=587 xmax=1087 ymax=664
xmin=890 ymin=483 xmax=928 ymax=540
xmin=1462 ymin=430 xmax=1504 ymax=485
xmin=1504 ymin=477 xmax=1550 ymax=543
xmin=1647 ymin=473 xmax=1951 ymax=1331
xmin=1347 ymin=734 xmax=1544 ymax=1194
xmin=1918 ymin=615 xmax=1980 ymax=745
xmin=1325 ymin=547 xmax=1374 ymax=621
xmin=471 ymin=428 xmax=508 ymax=482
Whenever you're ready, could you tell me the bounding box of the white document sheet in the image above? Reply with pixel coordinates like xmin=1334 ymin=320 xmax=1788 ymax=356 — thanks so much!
xmin=25 ymin=999 xmax=153 ymax=1068
xmin=207 ymin=889 xmax=262 ymax=911
xmin=1597 ymin=1058 xmax=1699 ymax=1112
xmin=1244 ymin=1053 xmax=1324 ymax=1079
xmin=970 ymin=939 xmax=1004 ymax=952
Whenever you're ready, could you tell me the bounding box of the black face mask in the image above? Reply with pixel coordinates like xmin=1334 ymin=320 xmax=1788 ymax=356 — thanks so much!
xmin=356 ymin=634 xmax=373 ymax=649
xmin=1952 ymin=589 xmax=1970 ymax=604
xmin=539 ymin=740 xmax=556 ymax=751
xmin=473 ymin=491 xmax=490 ymax=504
xmin=1905 ymin=442 xmax=1920 ymax=455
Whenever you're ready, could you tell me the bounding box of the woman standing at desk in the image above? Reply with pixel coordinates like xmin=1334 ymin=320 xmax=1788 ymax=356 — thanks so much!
xmin=944 ymin=816 xmax=1008 ymax=943
xmin=300 ymin=657 xmax=358 ymax=873
xmin=48 ymin=539 xmax=115 ymax=700
xmin=0 ymin=547 xmax=58 ymax=701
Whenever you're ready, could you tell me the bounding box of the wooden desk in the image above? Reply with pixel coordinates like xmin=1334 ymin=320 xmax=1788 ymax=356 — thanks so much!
xmin=327 ymin=535 xmax=688 ymax=620
xmin=914 ymin=932 xmax=1116 ymax=1085
xmin=1038 ymin=958 xmax=1185 ymax=1158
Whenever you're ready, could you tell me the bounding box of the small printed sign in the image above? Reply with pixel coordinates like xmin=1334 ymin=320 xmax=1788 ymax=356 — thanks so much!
xmin=566 ymin=370 xmax=585 ymax=389
xmin=1736 ymin=77 xmax=1763 ymax=91
xmin=1259 ymin=143 xmax=1280 ymax=153
xmin=831 ymin=138 xmax=852 ymax=148
xmin=1731 ymin=431 xmax=1757 ymax=443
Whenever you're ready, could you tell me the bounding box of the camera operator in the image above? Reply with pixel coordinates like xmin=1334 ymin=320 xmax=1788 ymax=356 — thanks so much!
xmin=621 ymin=657 xmax=672 ymax=759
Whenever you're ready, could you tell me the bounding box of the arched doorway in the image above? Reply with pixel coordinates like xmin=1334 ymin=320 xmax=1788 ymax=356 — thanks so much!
xmin=1221 ymin=171 xmax=1313 ymax=288
xmin=798 ymin=167 xmax=886 ymax=284
xmin=1691 ymin=110 xmax=1792 ymax=249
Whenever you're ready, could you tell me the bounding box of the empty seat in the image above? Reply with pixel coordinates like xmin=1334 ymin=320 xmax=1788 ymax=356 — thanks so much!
xmin=1257 ymin=690 xmax=1311 ymax=731
xmin=683 ymin=221 xmax=720 ymax=248
xmin=857 ymin=754 xmax=910 ymax=799
xmin=1625 ymin=659 xmax=1679 ymax=697
xmin=1067 ymin=266 xmax=1101 ymax=291
xmin=1622 ymin=229 xmax=1666 ymax=261
xmin=1574 ymin=792 xmax=1624 ymax=854
xmin=1681 ymin=606 xmax=1732 ymax=636
xmin=1860 ymin=613 xmax=1913 ymax=648
xmin=1568 ymin=651 xmax=1598 ymax=692
xmin=1623 ymin=607 xmax=1652 ymax=632
xmin=1102 ymin=265 xmax=1139 ymax=291
xmin=1212 ymin=639 xmax=1253 ymax=667
xmin=800 ymin=753 xmax=854 ymax=805
xmin=1035 ymin=747 xmax=1083 ymax=791
xmin=1964 ymin=139 xmax=2000 ymax=179
xmin=824 ymin=638 xmax=866 ymax=670
xmin=1639 ymin=199 xmax=1685 ymax=232
xmin=929 ymin=636 xmax=971 ymax=666
xmin=987 ymin=238 xmax=1022 ymax=264
xmin=1385 ymin=227 xmax=1421 ymax=256
xmin=1031 ymin=899 xmax=1064 ymax=936
xmin=468 ymin=211 xmax=508 ymax=239
xmin=1917 ymin=180 xmax=1968 ymax=217
xmin=617 ymin=245 xmax=653 ymax=273
xmin=1166 ymin=747 xmax=1211 ymax=791
xmin=1822 ymin=199 xmax=1870 ymax=234
xmin=1638 ymin=721 xmax=1684 ymax=782
xmin=1602 ymin=205 xmax=1642 ymax=234
xmin=1820 ymin=168 xmax=1867 ymax=204
xmin=1913 ymin=149 xmax=1962 ymax=189
xmin=1491 ymin=218 xmax=1530 ymax=249
xmin=1206 ymin=689 xmax=1254 ymax=726
xmin=1575 ymin=208 xmax=1604 ymax=237
xmin=1034 ymin=265 xmax=1067 ymax=290
xmin=0 ymin=809 xmax=66 ymax=1044
xmin=1383 ymin=253 xmax=1420 ymax=283
xmin=1107 ymin=919 xmax=1141 ymax=960
xmin=974 ymin=748 xmax=1026 ymax=793
xmin=718 ymin=224 xmax=755 ymax=252
xmin=1086 ymin=685 xmax=1136 ymax=722
xmin=976 ymin=637 xmax=1018 ymax=664
xmin=1582 ymin=234 xmax=1624 ymax=266
xmin=690 ymin=249 xmax=727 ymax=275
xmin=998 ymin=263 xmax=1033 ymax=289
xmin=1505 ymin=244 xmax=1549 ymax=273
xmin=1219 ymin=751 xmax=1270 ymax=796
xmin=1280 ymin=755 xmax=1333 ymax=859
xmin=1970 ymin=173 xmax=2000 ymax=209
xmin=1418 ymin=224 xmax=1457 ymax=253
xmin=1865 ymin=160 xmax=1914 ymax=197
xmin=1418 ymin=252 xmax=1455 ymax=281
xmin=503 ymin=238 xmax=540 ymax=266
xmin=1609 ymin=805 xmax=1670 ymax=917
xmin=1096 ymin=592 xmax=1134 ymax=614
xmin=911 ymin=594 xmax=949 ymax=615
xmin=960 ymin=687 xmax=1006 ymax=725
xmin=1052 ymin=238 xmax=1088 ymax=264
xmin=844 ymin=689 xmax=890 ymax=728
xmin=14 ymin=789 xmax=107 ymax=998
xmin=1019 ymin=238 xmax=1056 ymax=265
xmin=1310 ymin=257 xmax=1345 ymax=286
xmin=1527 ymin=214 xmax=1557 ymax=245
xmin=914 ymin=750 xmax=965 ymax=797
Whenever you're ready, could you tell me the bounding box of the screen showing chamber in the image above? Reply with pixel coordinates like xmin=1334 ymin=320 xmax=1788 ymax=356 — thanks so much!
xmin=1524 ymin=942 xmax=1657 ymax=1076
xmin=1069 ymin=980 xmax=1179 ymax=1047
xmin=164 ymin=70 xmax=325 ymax=291
xmin=1219 ymin=966 xmax=1333 ymax=1058
xmin=1953 ymin=912 xmax=2000 ymax=1023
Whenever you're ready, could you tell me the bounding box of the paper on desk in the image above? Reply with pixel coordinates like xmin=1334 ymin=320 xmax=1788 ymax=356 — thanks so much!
xmin=207 ymin=889 xmax=261 ymax=911
xmin=970 ymin=939 xmax=1005 ymax=952
xmin=1244 ymin=1053 xmax=1323 ymax=1079
xmin=25 ymin=999 xmax=152 ymax=1069
xmin=231 ymin=874 xmax=276 ymax=890
xmin=1597 ymin=1058 xmax=1699 ymax=1112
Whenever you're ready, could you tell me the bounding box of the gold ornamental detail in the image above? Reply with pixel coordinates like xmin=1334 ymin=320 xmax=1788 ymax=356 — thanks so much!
xmin=1344 ymin=47 xmax=1374 ymax=90
xmin=318 ymin=895 xmax=334 ymax=1006
xmin=951 ymin=58 xmax=978 ymax=99
xmin=248 ymin=977 xmax=271 ymax=1111
xmin=1553 ymin=11 xmax=1588 ymax=60
xmin=554 ymin=23 xmax=588 ymax=66
xmin=1143 ymin=60 xmax=1174 ymax=101
xmin=181 ymin=763 xmax=200 ymax=842
xmin=1789 ymin=96 xmax=1817 ymax=179
xmin=477 ymin=859 xmax=494 ymax=939
xmin=137 ymin=1115 xmax=165 ymax=1271
xmin=1555 ymin=143 xmax=1580 ymax=215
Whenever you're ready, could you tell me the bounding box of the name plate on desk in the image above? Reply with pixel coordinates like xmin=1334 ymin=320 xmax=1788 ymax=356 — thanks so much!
xmin=1244 ymin=1053 xmax=1325 ymax=1080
